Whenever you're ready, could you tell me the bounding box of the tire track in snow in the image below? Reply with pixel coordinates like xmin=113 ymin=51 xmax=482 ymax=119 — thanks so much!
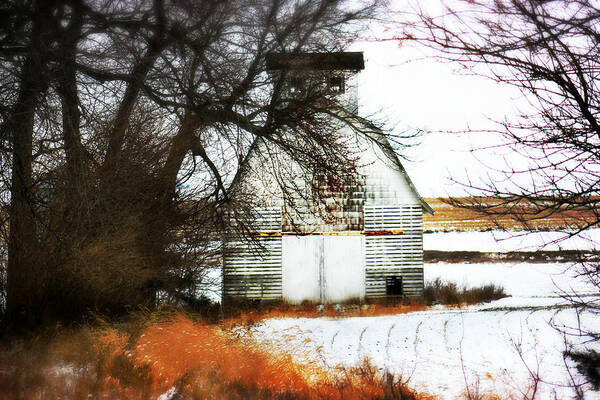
xmin=384 ymin=323 xmax=396 ymax=370
xmin=358 ymin=326 xmax=368 ymax=362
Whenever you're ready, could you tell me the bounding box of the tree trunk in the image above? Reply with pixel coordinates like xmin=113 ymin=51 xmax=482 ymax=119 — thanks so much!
xmin=5 ymin=3 xmax=50 ymax=331
xmin=103 ymin=0 xmax=166 ymax=169
xmin=159 ymin=112 xmax=200 ymax=200
xmin=57 ymin=2 xmax=85 ymax=187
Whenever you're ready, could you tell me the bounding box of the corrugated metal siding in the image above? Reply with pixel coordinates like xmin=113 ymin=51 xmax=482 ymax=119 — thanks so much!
xmin=223 ymin=207 xmax=282 ymax=300
xmin=364 ymin=205 xmax=424 ymax=298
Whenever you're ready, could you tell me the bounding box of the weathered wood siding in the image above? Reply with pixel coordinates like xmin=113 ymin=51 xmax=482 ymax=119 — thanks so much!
xmin=222 ymin=207 xmax=282 ymax=300
xmin=364 ymin=205 xmax=424 ymax=298
xmin=223 ymin=203 xmax=423 ymax=302
xmin=282 ymin=175 xmax=366 ymax=233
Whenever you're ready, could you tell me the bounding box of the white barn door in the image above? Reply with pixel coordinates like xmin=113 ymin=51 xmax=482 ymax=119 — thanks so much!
xmin=282 ymin=235 xmax=365 ymax=303
xmin=282 ymin=236 xmax=321 ymax=303
xmin=322 ymin=236 xmax=365 ymax=303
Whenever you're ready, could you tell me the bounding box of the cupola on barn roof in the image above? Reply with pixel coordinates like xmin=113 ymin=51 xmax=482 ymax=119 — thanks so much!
xmin=266 ymin=52 xmax=365 ymax=71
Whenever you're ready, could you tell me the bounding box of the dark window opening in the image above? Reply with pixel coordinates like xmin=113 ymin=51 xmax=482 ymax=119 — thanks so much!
xmin=386 ymin=276 xmax=403 ymax=296
xmin=329 ymin=76 xmax=345 ymax=93
xmin=290 ymin=77 xmax=304 ymax=93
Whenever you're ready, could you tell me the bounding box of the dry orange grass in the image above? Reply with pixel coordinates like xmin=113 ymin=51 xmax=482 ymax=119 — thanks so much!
xmin=223 ymin=300 xmax=428 ymax=329
xmin=0 ymin=313 xmax=514 ymax=399
xmin=124 ymin=314 xmax=318 ymax=397
xmin=96 ymin=313 xmax=434 ymax=399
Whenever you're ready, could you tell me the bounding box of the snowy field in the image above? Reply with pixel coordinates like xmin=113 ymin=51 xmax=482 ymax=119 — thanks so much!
xmin=424 ymin=229 xmax=600 ymax=252
xmin=249 ymin=303 xmax=598 ymax=399
xmin=425 ymin=263 xmax=599 ymax=301
xmin=244 ymin=231 xmax=600 ymax=399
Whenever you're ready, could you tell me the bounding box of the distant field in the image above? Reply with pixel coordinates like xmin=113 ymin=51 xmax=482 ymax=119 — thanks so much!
xmin=423 ymin=197 xmax=599 ymax=232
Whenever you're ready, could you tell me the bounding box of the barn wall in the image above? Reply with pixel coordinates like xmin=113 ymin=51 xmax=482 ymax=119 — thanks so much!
xmin=339 ymin=72 xmax=359 ymax=113
xmin=364 ymin=205 xmax=424 ymax=298
xmin=223 ymin=203 xmax=423 ymax=303
xmin=232 ymin=139 xmax=287 ymax=208
xmin=222 ymin=207 xmax=282 ymax=301
xmin=360 ymin=139 xmax=422 ymax=206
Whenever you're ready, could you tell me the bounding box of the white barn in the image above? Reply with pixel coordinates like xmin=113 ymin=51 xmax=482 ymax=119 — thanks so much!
xmin=223 ymin=52 xmax=433 ymax=304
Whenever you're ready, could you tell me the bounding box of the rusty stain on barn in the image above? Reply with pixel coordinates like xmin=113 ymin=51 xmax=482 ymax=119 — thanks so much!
xmin=223 ymin=52 xmax=433 ymax=304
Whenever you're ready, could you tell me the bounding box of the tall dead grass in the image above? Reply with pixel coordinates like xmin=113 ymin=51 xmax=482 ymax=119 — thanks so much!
xmin=222 ymin=300 xmax=428 ymax=329
xmin=0 ymin=313 xmax=435 ymax=399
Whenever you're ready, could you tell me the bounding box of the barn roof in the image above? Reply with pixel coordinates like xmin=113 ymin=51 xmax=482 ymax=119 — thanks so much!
xmin=370 ymin=129 xmax=434 ymax=215
xmin=229 ymin=51 xmax=432 ymax=215
xmin=229 ymin=124 xmax=434 ymax=216
xmin=266 ymin=52 xmax=364 ymax=71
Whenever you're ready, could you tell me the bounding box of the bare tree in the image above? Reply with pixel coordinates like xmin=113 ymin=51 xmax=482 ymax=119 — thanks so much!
xmin=403 ymin=0 xmax=600 ymax=393
xmin=0 ymin=0 xmax=381 ymax=331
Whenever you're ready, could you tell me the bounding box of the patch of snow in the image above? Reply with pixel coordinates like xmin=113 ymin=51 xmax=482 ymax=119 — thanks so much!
xmin=425 ymin=262 xmax=599 ymax=298
xmin=157 ymin=387 xmax=177 ymax=400
xmin=424 ymin=229 xmax=600 ymax=252
xmin=48 ymin=363 xmax=80 ymax=377
xmin=244 ymin=260 xmax=600 ymax=399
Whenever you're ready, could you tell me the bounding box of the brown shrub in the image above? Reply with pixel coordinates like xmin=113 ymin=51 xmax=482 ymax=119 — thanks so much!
xmin=0 ymin=326 xmax=140 ymax=400
xmin=424 ymin=278 xmax=508 ymax=306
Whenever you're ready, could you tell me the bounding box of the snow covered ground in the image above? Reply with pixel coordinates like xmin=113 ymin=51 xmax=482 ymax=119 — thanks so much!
xmin=425 ymin=263 xmax=599 ymax=300
xmin=424 ymin=229 xmax=600 ymax=252
xmin=247 ymin=262 xmax=600 ymax=399
xmin=250 ymin=305 xmax=598 ymax=399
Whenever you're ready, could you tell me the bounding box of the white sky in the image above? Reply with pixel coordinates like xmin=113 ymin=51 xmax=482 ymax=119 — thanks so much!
xmin=354 ymin=36 xmax=526 ymax=197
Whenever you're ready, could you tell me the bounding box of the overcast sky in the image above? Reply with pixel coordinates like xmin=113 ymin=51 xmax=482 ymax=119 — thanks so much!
xmin=353 ymin=34 xmax=526 ymax=198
